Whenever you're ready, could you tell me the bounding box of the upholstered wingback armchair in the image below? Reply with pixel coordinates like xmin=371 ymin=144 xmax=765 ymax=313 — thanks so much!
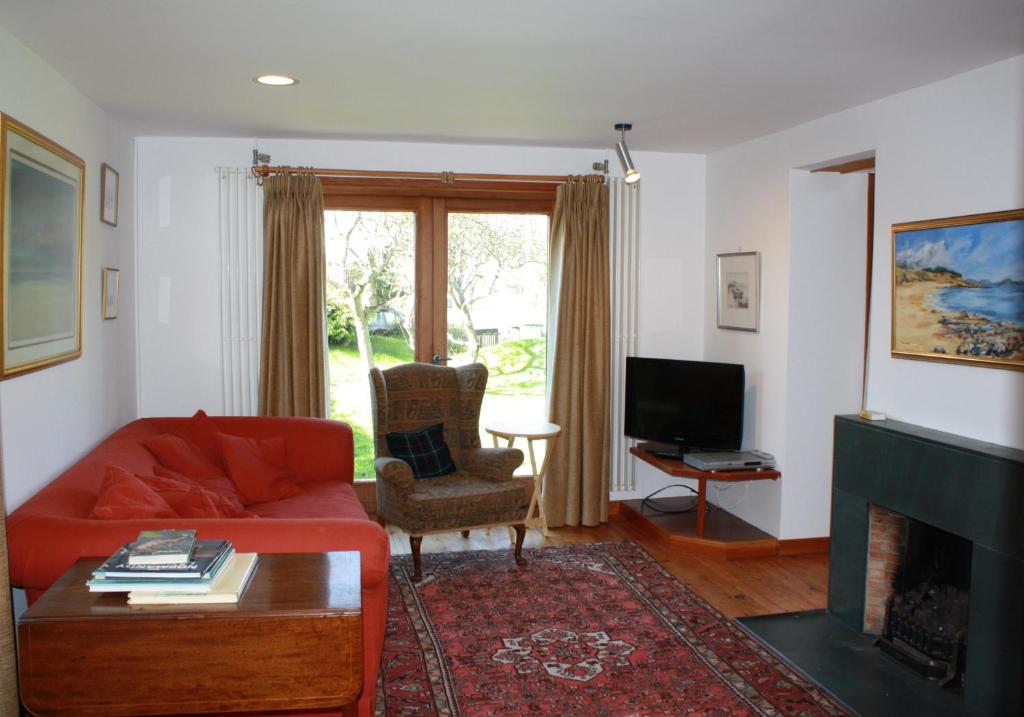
xmin=369 ymin=362 xmax=530 ymax=580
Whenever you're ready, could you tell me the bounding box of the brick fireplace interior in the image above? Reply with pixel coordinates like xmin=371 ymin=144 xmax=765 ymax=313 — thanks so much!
xmin=865 ymin=504 xmax=973 ymax=686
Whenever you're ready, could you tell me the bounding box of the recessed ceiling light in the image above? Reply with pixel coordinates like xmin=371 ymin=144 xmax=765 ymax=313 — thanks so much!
xmin=254 ymin=74 xmax=298 ymax=86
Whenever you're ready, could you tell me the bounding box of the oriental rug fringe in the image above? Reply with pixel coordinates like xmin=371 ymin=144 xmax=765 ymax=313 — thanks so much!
xmin=376 ymin=541 xmax=849 ymax=716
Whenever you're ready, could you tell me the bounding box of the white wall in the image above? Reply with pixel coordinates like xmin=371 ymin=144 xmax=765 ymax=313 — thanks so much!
xmin=0 ymin=22 xmax=137 ymax=510
xmin=782 ymin=172 xmax=868 ymax=538
xmin=135 ymin=136 xmax=707 ymax=503
xmin=706 ymin=55 xmax=1024 ymax=538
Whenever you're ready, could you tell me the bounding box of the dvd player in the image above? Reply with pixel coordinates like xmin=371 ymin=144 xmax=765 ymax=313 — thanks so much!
xmin=684 ymin=450 xmax=775 ymax=472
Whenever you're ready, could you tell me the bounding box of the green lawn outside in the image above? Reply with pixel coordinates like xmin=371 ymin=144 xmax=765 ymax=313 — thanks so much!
xmin=329 ymin=337 xmax=545 ymax=479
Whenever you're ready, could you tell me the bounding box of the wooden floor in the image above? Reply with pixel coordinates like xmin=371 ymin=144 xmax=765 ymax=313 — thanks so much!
xmin=384 ymin=514 xmax=829 ymax=619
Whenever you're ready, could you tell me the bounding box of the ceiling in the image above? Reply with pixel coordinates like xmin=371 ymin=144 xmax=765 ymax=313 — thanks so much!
xmin=1 ymin=0 xmax=1021 ymax=152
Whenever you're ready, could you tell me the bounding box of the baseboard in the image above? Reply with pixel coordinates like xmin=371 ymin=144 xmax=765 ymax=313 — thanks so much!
xmin=777 ymin=537 xmax=830 ymax=555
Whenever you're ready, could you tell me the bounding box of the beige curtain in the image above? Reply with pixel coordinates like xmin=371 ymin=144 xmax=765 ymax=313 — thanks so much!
xmin=258 ymin=174 xmax=328 ymax=417
xmin=546 ymin=177 xmax=611 ymax=527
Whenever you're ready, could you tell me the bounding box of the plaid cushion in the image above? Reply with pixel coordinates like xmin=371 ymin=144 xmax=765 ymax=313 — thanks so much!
xmin=386 ymin=423 xmax=457 ymax=479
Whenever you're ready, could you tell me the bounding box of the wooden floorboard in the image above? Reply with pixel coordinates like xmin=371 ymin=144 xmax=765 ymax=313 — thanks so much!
xmin=383 ymin=515 xmax=829 ymax=619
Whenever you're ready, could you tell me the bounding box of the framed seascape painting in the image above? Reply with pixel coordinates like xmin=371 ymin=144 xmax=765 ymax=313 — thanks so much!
xmin=0 ymin=115 xmax=85 ymax=379
xmin=892 ymin=208 xmax=1024 ymax=371
xmin=716 ymin=251 xmax=760 ymax=331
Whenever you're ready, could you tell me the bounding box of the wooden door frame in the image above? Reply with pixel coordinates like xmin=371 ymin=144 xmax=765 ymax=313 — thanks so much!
xmin=324 ymin=185 xmax=555 ymax=364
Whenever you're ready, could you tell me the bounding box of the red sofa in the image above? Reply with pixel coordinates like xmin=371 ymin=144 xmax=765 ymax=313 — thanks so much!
xmin=5 ymin=416 xmax=389 ymax=717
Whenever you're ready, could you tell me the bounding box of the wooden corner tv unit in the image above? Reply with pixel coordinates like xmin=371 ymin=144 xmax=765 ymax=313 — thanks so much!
xmin=626 ymin=445 xmax=784 ymax=559
xmin=17 ymin=552 xmax=362 ymax=716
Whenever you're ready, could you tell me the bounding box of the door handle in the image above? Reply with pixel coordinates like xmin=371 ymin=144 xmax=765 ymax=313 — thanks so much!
xmin=432 ymin=354 xmax=449 ymax=365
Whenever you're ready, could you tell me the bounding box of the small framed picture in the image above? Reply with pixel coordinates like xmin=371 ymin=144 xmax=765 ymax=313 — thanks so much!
xmin=101 ymin=163 xmax=119 ymax=226
xmin=102 ymin=267 xmax=120 ymax=320
xmin=717 ymin=251 xmax=760 ymax=332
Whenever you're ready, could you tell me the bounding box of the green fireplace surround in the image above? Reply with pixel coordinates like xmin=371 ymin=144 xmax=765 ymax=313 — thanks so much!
xmin=830 ymin=415 xmax=1024 ymax=715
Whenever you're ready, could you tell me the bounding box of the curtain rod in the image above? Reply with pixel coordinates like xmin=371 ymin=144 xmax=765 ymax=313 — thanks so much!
xmin=250 ymin=165 xmax=603 ymax=185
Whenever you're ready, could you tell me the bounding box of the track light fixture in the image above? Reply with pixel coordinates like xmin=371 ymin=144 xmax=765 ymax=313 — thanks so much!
xmin=614 ymin=123 xmax=640 ymax=184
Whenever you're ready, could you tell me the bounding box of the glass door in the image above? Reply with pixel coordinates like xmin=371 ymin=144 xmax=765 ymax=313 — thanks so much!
xmin=324 ymin=188 xmax=554 ymax=481
xmin=325 ymin=208 xmax=418 ymax=479
xmin=445 ymin=211 xmax=550 ymax=472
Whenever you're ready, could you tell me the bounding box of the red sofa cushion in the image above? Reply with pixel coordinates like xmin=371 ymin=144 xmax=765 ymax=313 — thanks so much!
xmin=139 ymin=474 xmax=222 ymax=518
xmin=176 ymin=409 xmax=225 ymax=470
xmin=138 ymin=473 xmax=257 ymax=519
xmin=248 ymin=480 xmax=370 ymax=520
xmin=143 ymin=433 xmax=226 ymax=479
xmin=90 ymin=465 xmax=178 ymax=520
xmin=151 ymin=466 xmax=251 ymax=516
xmin=218 ymin=433 xmax=301 ymax=504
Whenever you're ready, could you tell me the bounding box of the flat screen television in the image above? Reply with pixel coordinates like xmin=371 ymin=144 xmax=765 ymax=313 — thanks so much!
xmin=624 ymin=357 xmax=744 ymax=453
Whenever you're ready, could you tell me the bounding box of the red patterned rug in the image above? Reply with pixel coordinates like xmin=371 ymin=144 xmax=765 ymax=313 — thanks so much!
xmin=376 ymin=541 xmax=850 ymax=716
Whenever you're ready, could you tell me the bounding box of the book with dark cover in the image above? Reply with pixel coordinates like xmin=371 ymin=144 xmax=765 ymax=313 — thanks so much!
xmin=88 ymin=543 xmax=235 ymax=592
xmin=94 ymin=540 xmax=233 ymax=579
xmin=126 ymin=529 xmax=197 ymax=565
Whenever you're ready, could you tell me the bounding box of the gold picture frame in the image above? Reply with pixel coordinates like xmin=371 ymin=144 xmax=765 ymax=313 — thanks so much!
xmin=0 ymin=114 xmax=85 ymax=379
xmin=100 ymin=162 xmax=119 ymax=227
xmin=716 ymin=251 xmax=760 ymax=332
xmin=891 ymin=208 xmax=1023 ymax=371
xmin=102 ymin=267 xmax=120 ymax=320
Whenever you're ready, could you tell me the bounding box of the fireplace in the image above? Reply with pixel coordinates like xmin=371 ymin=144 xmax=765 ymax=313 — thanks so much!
xmin=829 ymin=415 xmax=1024 ymax=715
xmin=864 ymin=505 xmax=972 ymax=685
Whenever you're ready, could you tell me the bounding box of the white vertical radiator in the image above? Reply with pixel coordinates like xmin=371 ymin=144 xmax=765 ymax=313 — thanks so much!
xmin=609 ymin=178 xmax=640 ymax=492
xmin=218 ymin=168 xmax=262 ymax=415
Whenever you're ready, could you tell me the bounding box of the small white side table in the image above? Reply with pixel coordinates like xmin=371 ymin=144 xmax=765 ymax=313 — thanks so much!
xmin=485 ymin=420 xmax=561 ymax=536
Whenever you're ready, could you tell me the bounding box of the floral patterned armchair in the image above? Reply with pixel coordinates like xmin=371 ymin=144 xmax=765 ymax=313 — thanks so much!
xmin=369 ymin=362 xmax=530 ymax=580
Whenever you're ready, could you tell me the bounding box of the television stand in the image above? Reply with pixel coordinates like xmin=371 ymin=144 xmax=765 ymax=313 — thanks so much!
xmin=626 ymin=444 xmax=782 ymax=559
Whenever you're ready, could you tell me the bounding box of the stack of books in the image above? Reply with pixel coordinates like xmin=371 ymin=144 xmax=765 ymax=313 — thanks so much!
xmin=88 ymin=529 xmax=258 ymax=605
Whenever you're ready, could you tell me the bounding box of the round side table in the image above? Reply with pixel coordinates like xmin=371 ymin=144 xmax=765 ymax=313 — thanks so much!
xmin=485 ymin=420 xmax=561 ymax=536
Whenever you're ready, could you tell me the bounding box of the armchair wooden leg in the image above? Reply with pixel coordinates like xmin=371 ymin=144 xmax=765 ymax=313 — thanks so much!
xmin=513 ymin=524 xmax=527 ymax=566
xmin=461 ymin=530 xmax=470 ymax=538
xmin=410 ymin=536 xmax=423 ymax=581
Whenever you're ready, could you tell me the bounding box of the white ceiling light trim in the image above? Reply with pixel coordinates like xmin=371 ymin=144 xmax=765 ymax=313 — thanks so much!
xmin=254 ymin=74 xmax=298 ymax=86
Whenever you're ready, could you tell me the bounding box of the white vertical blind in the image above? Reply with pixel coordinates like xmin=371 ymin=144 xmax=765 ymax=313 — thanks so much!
xmin=218 ymin=168 xmax=262 ymax=415
xmin=609 ymin=178 xmax=640 ymax=492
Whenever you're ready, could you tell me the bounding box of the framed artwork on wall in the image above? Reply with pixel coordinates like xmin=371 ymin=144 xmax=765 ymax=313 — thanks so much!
xmin=716 ymin=251 xmax=760 ymax=332
xmin=892 ymin=208 xmax=1023 ymax=371
xmin=100 ymin=162 xmax=118 ymax=227
xmin=0 ymin=114 xmax=85 ymax=380
xmin=102 ymin=267 xmax=120 ymax=320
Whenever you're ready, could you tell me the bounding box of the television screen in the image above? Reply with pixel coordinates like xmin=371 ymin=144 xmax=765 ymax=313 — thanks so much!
xmin=624 ymin=357 xmax=744 ymax=451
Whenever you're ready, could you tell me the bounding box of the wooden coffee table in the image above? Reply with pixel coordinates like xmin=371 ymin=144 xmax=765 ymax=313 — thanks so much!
xmin=17 ymin=552 xmax=362 ymax=716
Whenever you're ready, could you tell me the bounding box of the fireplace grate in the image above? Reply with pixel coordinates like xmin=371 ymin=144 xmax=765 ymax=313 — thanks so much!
xmin=875 ymin=582 xmax=968 ymax=688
